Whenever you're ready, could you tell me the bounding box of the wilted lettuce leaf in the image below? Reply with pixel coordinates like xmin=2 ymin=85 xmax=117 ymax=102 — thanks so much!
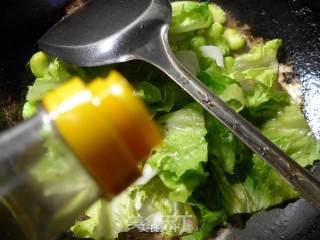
xmin=127 ymin=177 xmax=198 ymax=236
xmin=118 ymin=61 xmax=192 ymax=115
xmin=208 ymin=104 xmax=320 ymax=215
xmin=150 ymin=81 xmax=191 ymax=114
xmin=243 ymin=105 xmax=320 ymax=210
xmin=241 ymin=67 xmax=277 ymax=88
xmin=199 ymin=61 xmax=235 ymax=94
xmin=71 ymin=200 xmax=112 ymax=239
xmin=182 ymin=199 xmax=226 ymax=240
xmin=243 ymin=91 xmax=290 ymax=126
xmin=133 ymin=81 xmax=162 ymax=104
xmin=262 ymin=104 xmax=320 ymax=166
xmin=148 ymin=103 xmax=208 ymax=203
xmin=227 ymin=39 xmax=289 ymax=117
xmin=241 ymin=80 xmax=289 ymax=109
xmin=72 ymin=176 xmax=199 ymax=239
xmin=170 ymin=1 xmax=212 ymax=34
xmin=233 ymin=39 xmax=282 ymax=71
xmin=205 ymin=114 xmax=237 ymax=174
xmin=198 ymin=62 xmax=245 ymax=112
xmin=208 ymin=3 xmax=227 ymax=24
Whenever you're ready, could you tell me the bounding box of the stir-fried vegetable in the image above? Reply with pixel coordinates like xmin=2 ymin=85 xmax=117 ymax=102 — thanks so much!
xmin=24 ymin=1 xmax=319 ymax=240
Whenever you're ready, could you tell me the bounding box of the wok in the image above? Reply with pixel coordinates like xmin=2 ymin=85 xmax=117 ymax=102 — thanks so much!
xmin=0 ymin=0 xmax=319 ymax=239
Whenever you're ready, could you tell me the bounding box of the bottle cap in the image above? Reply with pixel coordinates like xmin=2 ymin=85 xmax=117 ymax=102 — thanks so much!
xmin=42 ymin=70 xmax=161 ymax=195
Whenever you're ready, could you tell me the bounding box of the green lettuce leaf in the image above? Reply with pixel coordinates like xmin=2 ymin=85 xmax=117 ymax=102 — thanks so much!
xmin=170 ymin=1 xmax=212 ymax=34
xmin=182 ymin=203 xmax=225 ymax=240
xmin=204 ymin=114 xmax=252 ymax=177
xmin=241 ymin=80 xmax=289 ymax=109
xmin=208 ymin=3 xmax=226 ymax=24
xmin=233 ymin=39 xmax=282 ymax=71
xmin=133 ymin=81 xmax=162 ymax=104
xmin=148 ymin=103 xmax=208 ymax=203
xmin=205 ymin=114 xmax=237 ymax=174
xmin=72 ymin=176 xmax=199 ymax=239
xmin=127 ymin=177 xmax=198 ymax=236
xmin=118 ymin=61 xmax=191 ymax=115
xmin=241 ymin=67 xmax=277 ymax=88
xmin=242 ymin=91 xmax=290 ymax=125
xmin=208 ymin=104 xmax=320 ymax=215
xmin=226 ymin=39 xmax=289 ymax=114
xmin=259 ymin=104 xmax=320 ymax=167
xmin=150 ymin=81 xmax=191 ymax=114
xmin=198 ymin=62 xmax=245 ymax=111
xmin=71 ymin=200 xmax=112 ymax=239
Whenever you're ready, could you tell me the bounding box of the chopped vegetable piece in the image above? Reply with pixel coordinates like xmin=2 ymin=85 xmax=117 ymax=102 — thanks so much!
xmin=29 ymin=51 xmax=50 ymax=78
xmin=223 ymin=28 xmax=246 ymax=51
xmin=200 ymin=45 xmax=224 ymax=68
xmin=170 ymin=1 xmax=212 ymax=34
xmin=208 ymin=4 xmax=227 ymax=24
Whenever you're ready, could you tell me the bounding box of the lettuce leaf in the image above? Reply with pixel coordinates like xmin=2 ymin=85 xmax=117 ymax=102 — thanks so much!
xmin=133 ymin=81 xmax=162 ymax=104
xmin=208 ymin=104 xmax=320 ymax=215
xmin=233 ymin=39 xmax=282 ymax=71
xmin=208 ymin=3 xmax=227 ymax=24
xmin=241 ymin=67 xmax=277 ymax=88
xmin=170 ymin=1 xmax=212 ymax=34
xmin=182 ymin=202 xmax=225 ymax=240
xmin=71 ymin=200 xmax=112 ymax=239
xmin=205 ymin=115 xmax=237 ymax=174
xmin=198 ymin=62 xmax=245 ymax=112
xmin=227 ymin=39 xmax=290 ymax=118
xmin=150 ymin=81 xmax=191 ymax=114
xmin=148 ymin=103 xmax=208 ymax=203
xmin=118 ymin=61 xmax=192 ymax=115
xmin=241 ymin=80 xmax=289 ymax=109
xmin=72 ymin=176 xmax=199 ymax=239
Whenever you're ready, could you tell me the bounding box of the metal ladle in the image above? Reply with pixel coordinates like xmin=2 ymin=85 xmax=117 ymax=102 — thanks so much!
xmin=39 ymin=0 xmax=320 ymax=207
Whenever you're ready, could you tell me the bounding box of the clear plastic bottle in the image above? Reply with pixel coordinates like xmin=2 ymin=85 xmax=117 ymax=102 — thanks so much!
xmin=0 ymin=71 xmax=161 ymax=240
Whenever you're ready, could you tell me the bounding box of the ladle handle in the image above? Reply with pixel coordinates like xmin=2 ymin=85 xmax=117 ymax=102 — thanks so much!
xmin=146 ymin=31 xmax=320 ymax=208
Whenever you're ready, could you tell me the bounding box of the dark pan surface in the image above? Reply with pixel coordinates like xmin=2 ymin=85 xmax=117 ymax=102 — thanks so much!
xmin=1 ymin=0 xmax=320 ymax=239
xmin=0 ymin=0 xmax=67 ymax=129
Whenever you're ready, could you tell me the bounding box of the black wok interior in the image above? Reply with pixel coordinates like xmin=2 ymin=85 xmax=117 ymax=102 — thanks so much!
xmin=1 ymin=0 xmax=320 ymax=239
